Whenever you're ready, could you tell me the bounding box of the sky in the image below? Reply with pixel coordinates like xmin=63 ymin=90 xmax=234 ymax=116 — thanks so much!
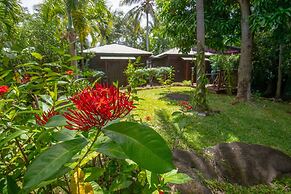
xmin=20 ymin=0 xmax=129 ymax=13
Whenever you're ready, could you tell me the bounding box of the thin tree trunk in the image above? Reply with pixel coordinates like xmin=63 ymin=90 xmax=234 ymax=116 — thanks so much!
xmin=236 ymin=0 xmax=253 ymax=101
xmin=146 ymin=10 xmax=149 ymax=51
xmin=67 ymin=6 xmax=78 ymax=69
xmin=275 ymin=44 xmax=283 ymax=99
xmin=195 ymin=0 xmax=208 ymax=111
xmin=80 ymin=40 xmax=84 ymax=70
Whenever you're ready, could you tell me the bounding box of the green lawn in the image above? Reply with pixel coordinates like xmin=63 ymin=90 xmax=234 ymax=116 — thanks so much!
xmin=135 ymin=86 xmax=291 ymax=154
xmin=134 ymin=86 xmax=291 ymax=193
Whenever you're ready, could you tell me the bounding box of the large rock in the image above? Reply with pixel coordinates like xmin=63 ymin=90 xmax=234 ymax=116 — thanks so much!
xmin=172 ymin=142 xmax=291 ymax=193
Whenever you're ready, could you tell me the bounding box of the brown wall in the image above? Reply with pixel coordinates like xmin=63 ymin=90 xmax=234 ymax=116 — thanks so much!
xmin=151 ymin=55 xmax=211 ymax=83
xmin=151 ymin=55 xmax=195 ymax=82
xmin=88 ymin=54 xmax=151 ymax=86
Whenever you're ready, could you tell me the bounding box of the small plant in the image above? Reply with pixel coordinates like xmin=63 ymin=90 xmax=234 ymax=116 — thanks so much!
xmin=210 ymin=54 xmax=239 ymax=95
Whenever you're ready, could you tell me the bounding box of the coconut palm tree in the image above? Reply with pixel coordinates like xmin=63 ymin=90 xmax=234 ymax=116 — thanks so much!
xmin=120 ymin=0 xmax=155 ymax=51
xmin=40 ymin=0 xmax=111 ymax=67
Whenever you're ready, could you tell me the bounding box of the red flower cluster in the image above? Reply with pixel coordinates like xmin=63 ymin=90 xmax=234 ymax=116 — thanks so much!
xmin=64 ymin=84 xmax=135 ymax=131
xmin=66 ymin=70 xmax=74 ymax=75
xmin=179 ymin=101 xmax=193 ymax=111
xmin=0 ymin=85 xmax=9 ymax=95
xmin=35 ymin=108 xmax=59 ymax=126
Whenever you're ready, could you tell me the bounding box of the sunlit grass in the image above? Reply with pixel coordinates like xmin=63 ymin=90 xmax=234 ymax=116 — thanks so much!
xmin=134 ymin=86 xmax=291 ymax=193
xmin=134 ymin=86 xmax=291 ymax=154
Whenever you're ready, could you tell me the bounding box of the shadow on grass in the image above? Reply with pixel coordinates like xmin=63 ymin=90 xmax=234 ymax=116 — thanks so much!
xmin=154 ymin=90 xmax=291 ymax=155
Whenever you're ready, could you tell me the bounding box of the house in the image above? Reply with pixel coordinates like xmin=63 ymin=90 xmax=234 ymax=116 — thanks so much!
xmin=151 ymin=48 xmax=214 ymax=82
xmin=84 ymin=44 xmax=152 ymax=85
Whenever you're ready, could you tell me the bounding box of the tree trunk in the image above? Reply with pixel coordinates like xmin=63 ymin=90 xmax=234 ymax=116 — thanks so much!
xmin=236 ymin=0 xmax=253 ymax=101
xmin=80 ymin=40 xmax=84 ymax=71
xmin=66 ymin=5 xmax=78 ymax=69
xmin=146 ymin=10 xmax=150 ymax=51
xmin=275 ymin=44 xmax=283 ymax=99
xmin=195 ymin=0 xmax=208 ymax=111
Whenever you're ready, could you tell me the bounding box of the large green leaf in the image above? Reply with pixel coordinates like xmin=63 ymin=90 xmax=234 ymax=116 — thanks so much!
xmin=23 ymin=137 xmax=88 ymax=191
xmin=7 ymin=176 xmax=20 ymax=194
xmin=102 ymin=122 xmax=174 ymax=174
xmin=45 ymin=115 xmax=67 ymax=127
xmin=94 ymin=136 xmax=128 ymax=159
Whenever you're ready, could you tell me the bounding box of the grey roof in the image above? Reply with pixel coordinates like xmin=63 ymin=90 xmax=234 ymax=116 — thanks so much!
xmin=83 ymin=44 xmax=152 ymax=55
xmin=155 ymin=48 xmax=214 ymax=58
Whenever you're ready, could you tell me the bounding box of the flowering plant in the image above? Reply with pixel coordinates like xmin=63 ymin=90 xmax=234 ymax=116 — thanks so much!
xmin=64 ymin=84 xmax=135 ymax=131
xmin=0 ymin=85 xmax=9 ymax=95
xmin=22 ymin=83 xmax=175 ymax=193
xmin=179 ymin=100 xmax=193 ymax=111
xmin=65 ymin=70 xmax=74 ymax=75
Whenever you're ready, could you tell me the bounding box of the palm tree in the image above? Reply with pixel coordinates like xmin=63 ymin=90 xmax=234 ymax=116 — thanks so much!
xmin=195 ymin=0 xmax=208 ymax=112
xmin=40 ymin=0 xmax=111 ymax=68
xmin=120 ymin=0 xmax=155 ymax=51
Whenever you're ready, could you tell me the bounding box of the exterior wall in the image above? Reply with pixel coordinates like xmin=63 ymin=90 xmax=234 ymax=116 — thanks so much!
xmin=88 ymin=54 xmax=151 ymax=86
xmin=151 ymin=55 xmax=195 ymax=82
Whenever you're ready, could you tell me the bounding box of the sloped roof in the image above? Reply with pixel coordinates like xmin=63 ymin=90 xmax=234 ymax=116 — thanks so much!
xmin=155 ymin=48 xmax=214 ymax=58
xmin=83 ymin=44 xmax=152 ymax=55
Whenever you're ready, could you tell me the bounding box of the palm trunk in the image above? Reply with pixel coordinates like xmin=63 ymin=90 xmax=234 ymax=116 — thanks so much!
xmin=275 ymin=44 xmax=283 ymax=99
xmin=195 ymin=0 xmax=208 ymax=112
xmin=67 ymin=5 xmax=78 ymax=69
xmin=236 ymin=0 xmax=253 ymax=101
xmin=146 ymin=10 xmax=149 ymax=51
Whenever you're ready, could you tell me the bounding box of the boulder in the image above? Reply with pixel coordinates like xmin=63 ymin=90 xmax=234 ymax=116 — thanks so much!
xmin=172 ymin=142 xmax=291 ymax=193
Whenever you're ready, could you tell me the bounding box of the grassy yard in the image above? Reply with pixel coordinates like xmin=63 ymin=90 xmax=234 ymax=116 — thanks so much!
xmin=134 ymin=86 xmax=291 ymax=193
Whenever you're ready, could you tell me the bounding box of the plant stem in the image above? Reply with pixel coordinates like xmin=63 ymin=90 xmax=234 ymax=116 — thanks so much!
xmin=15 ymin=138 xmax=29 ymax=165
xmin=77 ymin=129 xmax=101 ymax=167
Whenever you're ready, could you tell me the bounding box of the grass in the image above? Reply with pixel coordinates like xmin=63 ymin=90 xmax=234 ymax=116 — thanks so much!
xmin=133 ymin=86 xmax=291 ymax=193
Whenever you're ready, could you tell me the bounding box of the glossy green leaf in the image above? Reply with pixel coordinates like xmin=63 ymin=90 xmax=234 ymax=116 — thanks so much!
xmin=94 ymin=137 xmax=128 ymax=159
xmin=45 ymin=115 xmax=67 ymax=127
xmin=102 ymin=122 xmax=174 ymax=174
xmin=7 ymin=176 xmax=20 ymax=194
xmin=52 ymin=129 xmax=76 ymax=141
xmin=162 ymin=169 xmax=192 ymax=184
xmin=23 ymin=137 xmax=88 ymax=190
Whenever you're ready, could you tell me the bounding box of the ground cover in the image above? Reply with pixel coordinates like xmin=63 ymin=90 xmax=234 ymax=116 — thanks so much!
xmin=134 ymin=86 xmax=291 ymax=193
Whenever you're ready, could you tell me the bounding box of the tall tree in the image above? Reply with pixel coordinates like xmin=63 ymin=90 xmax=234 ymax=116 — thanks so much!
xmin=40 ymin=0 xmax=111 ymax=67
xmin=108 ymin=11 xmax=146 ymax=50
xmin=251 ymin=0 xmax=291 ymax=99
xmin=0 ymin=0 xmax=22 ymax=48
xmin=196 ymin=0 xmax=208 ymax=111
xmin=121 ymin=0 xmax=155 ymax=51
xmin=236 ymin=0 xmax=252 ymax=101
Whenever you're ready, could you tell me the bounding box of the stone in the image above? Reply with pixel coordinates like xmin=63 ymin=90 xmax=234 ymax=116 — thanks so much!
xmin=172 ymin=142 xmax=291 ymax=193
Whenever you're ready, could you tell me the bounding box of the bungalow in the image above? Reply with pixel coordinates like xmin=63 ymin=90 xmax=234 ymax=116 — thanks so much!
xmin=151 ymin=48 xmax=214 ymax=82
xmin=84 ymin=44 xmax=152 ymax=85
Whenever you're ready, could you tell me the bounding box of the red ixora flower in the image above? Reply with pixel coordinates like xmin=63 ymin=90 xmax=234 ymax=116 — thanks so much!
xmin=179 ymin=100 xmax=193 ymax=111
xmin=35 ymin=108 xmax=59 ymax=126
xmin=66 ymin=70 xmax=74 ymax=75
xmin=64 ymin=84 xmax=135 ymax=131
xmin=0 ymin=85 xmax=9 ymax=95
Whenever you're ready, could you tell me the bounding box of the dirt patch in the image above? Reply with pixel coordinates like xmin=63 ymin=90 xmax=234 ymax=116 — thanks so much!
xmin=164 ymin=93 xmax=191 ymax=101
